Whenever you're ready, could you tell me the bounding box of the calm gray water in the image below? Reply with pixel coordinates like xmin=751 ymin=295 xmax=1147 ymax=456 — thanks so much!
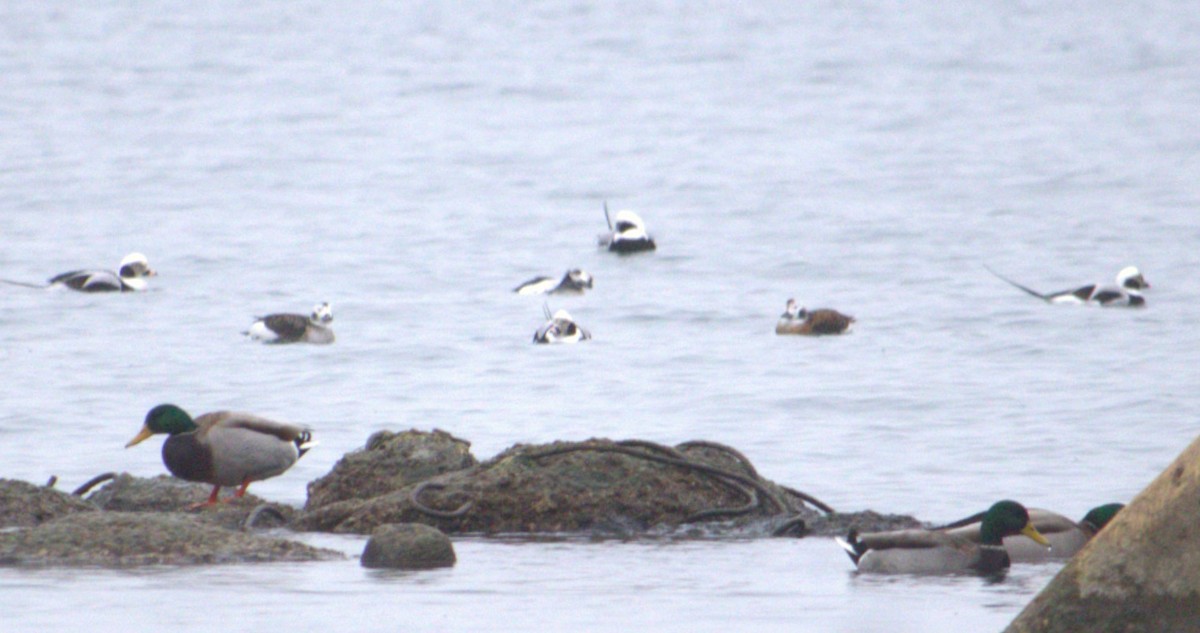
xmin=2 ymin=2 xmax=1199 ymax=631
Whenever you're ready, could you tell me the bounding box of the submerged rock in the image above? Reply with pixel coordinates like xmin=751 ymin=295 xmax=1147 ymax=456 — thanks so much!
xmin=0 ymin=512 xmax=342 ymax=567
xmin=361 ymin=523 xmax=456 ymax=569
xmin=0 ymin=479 xmax=97 ymax=528
xmin=305 ymin=429 xmax=478 ymax=511
xmin=1005 ymin=434 xmax=1200 ymax=633
xmin=297 ymin=437 xmax=831 ymax=536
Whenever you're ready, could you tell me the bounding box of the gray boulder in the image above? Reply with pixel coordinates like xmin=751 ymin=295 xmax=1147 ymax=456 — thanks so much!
xmin=361 ymin=523 xmax=456 ymax=569
xmin=0 ymin=511 xmax=342 ymax=567
xmin=85 ymin=473 xmax=291 ymax=531
xmin=305 ymin=429 xmax=477 ymax=511
xmin=0 ymin=478 xmax=97 ymax=528
xmin=1005 ymin=433 xmax=1200 ymax=632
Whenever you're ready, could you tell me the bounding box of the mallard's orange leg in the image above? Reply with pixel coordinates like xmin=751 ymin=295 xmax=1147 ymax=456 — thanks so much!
xmin=186 ymin=485 xmax=222 ymax=510
xmin=233 ymin=478 xmax=252 ymax=499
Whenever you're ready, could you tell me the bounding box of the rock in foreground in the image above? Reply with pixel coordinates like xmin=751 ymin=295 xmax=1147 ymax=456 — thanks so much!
xmin=361 ymin=523 xmax=456 ymax=569
xmin=1005 ymin=434 xmax=1200 ymax=632
xmin=0 ymin=512 xmax=341 ymax=567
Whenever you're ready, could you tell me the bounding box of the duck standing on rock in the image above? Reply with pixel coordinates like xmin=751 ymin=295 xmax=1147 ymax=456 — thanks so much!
xmin=245 ymin=302 xmax=335 ymax=344
xmin=513 ymin=269 xmax=594 ymax=295
xmin=598 ymin=203 xmax=656 ymax=253
xmin=125 ymin=403 xmax=316 ymax=507
xmin=835 ymin=500 xmax=1050 ymax=574
xmin=775 ymin=299 xmax=855 ymax=335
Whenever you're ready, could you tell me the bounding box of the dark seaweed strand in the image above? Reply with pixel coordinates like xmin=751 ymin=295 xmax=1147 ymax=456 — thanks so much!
xmin=411 ymin=481 xmax=474 ymax=519
xmin=72 ymin=472 xmax=117 ymax=496
xmin=771 ymin=515 xmax=809 ymax=538
xmin=243 ymin=504 xmax=288 ymax=530
xmin=779 ymin=484 xmax=835 ymax=515
xmin=528 ymin=443 xmax=791 ymax=516
xmin=615 ymin=441 xmax=763 ymax=522
xmin=675 ymin=440 xmax=761 ymax=480
xmin=45 ymin=475 xmax=58 ymax=488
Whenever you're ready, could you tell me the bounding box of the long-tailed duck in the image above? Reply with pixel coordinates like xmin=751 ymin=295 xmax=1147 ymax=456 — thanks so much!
xmin=4 ymin=252 xmax=158 ymax=292
xmin=245 ymin=302 xmax=335 ymax=344
xmin=533 ymin=306 xmax=591 ymax=344
xmin=514 ymin=269 xmax=594 ymax=295
xmin=985 ymin=266 xmax=1147 ymax=307
xmin=598 ymin=203 xmax=656 ymax=253
xmin=775 ymin=298 xmax=855 ymax=335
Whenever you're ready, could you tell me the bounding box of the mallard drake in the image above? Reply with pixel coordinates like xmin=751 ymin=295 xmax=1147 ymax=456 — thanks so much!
xmin=245 ymin=302 xmax=335 ymax=344
xmin=533 ymin=306 xmax=591 ymax=344
xmin=12 ymin=252 xmax=158 ymax=292
xmin=514 ymin=269 xmax=595 ymax=295
xmin=125 ymin=403 xmax=316 ymax=507
xmin=938 ymin=503 xmax=1123 ymax=562
xmin=598 ymin=204 xmax=656 ymax=253
xmin=835 ymin=500 xmax=1051 ymax=574
xmin=775 ymin=299 xmax=855 ymax=335
xmin=985 ymin=265 xmax=1147 ymax=307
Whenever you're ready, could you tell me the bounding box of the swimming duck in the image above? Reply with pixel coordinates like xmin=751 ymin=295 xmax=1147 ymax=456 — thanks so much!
xmin=835 ymin=500 xmax=1051 ymax=574
xmin=125 ymin=403 xmax=315 ymax=507
xmin=4 ymin=252 xmax=158 ymax=292
xmin=245 ymin=302 xmax=335 ymax=344
xmin=775 ymin=299 xmax=855 ymax=335
xmin=533 ymin=306 xmax=591 ymax=344
xmin=985 ymin=266 xmax=1147 ymax=307
xmin=938 ymin=503 xmax=1123 ymax=562
xmin=598 ymin=204 xmax=656 ymax=253
xmin=514 ymin=269 xmax=595 ymax=295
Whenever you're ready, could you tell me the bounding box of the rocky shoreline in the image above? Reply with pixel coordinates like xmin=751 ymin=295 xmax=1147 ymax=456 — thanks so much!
xmin=1 ymin=429 xmax=920 ymax=568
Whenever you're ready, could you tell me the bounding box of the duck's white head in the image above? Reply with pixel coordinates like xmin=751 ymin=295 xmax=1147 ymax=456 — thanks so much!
xmin=552 ymin=309 xmax=573 ymax=322
xmin=566 ymin=269 xmax=594 ymax=288
xmin=1116 ymin=266 xmax=1149 ymax=290
xmin=782 ymin=298 xmax=801 ymax=319
xmin=117 ymin=252 xmax=155 ymax=290
xmin=613 ymin=210 xmax=648 ymax=238
xmin=311 ymin=302 xmax=334 ymax=324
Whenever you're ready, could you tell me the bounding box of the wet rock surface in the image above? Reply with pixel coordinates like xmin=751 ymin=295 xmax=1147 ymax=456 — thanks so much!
xmin=1005 ymin=433 xmax=1200 ymax=633
xmin=0 ymin=512 xmax=342 ymax=567
xmin=85 ymin=473 xmax=293 ymax=531
xmin=0 ymin=478 xmax=97 ymax=528
xmin=297 ymin=437 xmax=843 ymax=536
xmin=361 ymin=523 xmax=456 ymax=569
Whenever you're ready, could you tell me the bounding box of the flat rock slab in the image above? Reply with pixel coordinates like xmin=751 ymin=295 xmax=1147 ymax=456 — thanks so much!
xmin=361 ymin=523 xmax=456 ymax=569
xmin=0 ymin=512 xmax=342 ymax=568
xmin=86 ymin=473 xmax=292 ymax=531
xmin=0 ymin=479 xmax=97 ymax=528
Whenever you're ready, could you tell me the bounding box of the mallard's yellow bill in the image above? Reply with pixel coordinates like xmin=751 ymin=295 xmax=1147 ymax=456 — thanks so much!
xmin=125 ymin=426 xmax=154 ymax=448
xmin=1022 ymin=523 xmax=1051 ymax=547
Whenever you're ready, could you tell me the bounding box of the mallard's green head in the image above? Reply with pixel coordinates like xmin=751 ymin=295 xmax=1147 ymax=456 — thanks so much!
xmin=1081 ymin=503 xmax=1124 ymax=532
xmin=125 ymin=404 xmax=198 ymax=448
xmin=980 ymin=500 xmax=1051 ymax=547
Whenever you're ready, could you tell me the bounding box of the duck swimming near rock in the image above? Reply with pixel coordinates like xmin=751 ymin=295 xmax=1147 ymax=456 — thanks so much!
xmin=125 ymin=403 xmax=316 ymax=507
xmin=2 ymin=253 xmax=157 ymax=292
xmin=533 ymin=305 xmax=591 ymax=344
xmin=514 ymin=269 xmax=594 ymax=295
xmin=598 ymin=203 xmax=656 ymax=253
xmin=245 ymin=302 xmax=335 ymax=344
xmin=985 ymin=265 xmax=1147 ymax=307
xmin=775 ymin=298 xmax=855 ymax=335
xmin=937 ymin=503 xmax=1123 ymax=563
xmin=835 ymin=500 xmax=1050 ymax=575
